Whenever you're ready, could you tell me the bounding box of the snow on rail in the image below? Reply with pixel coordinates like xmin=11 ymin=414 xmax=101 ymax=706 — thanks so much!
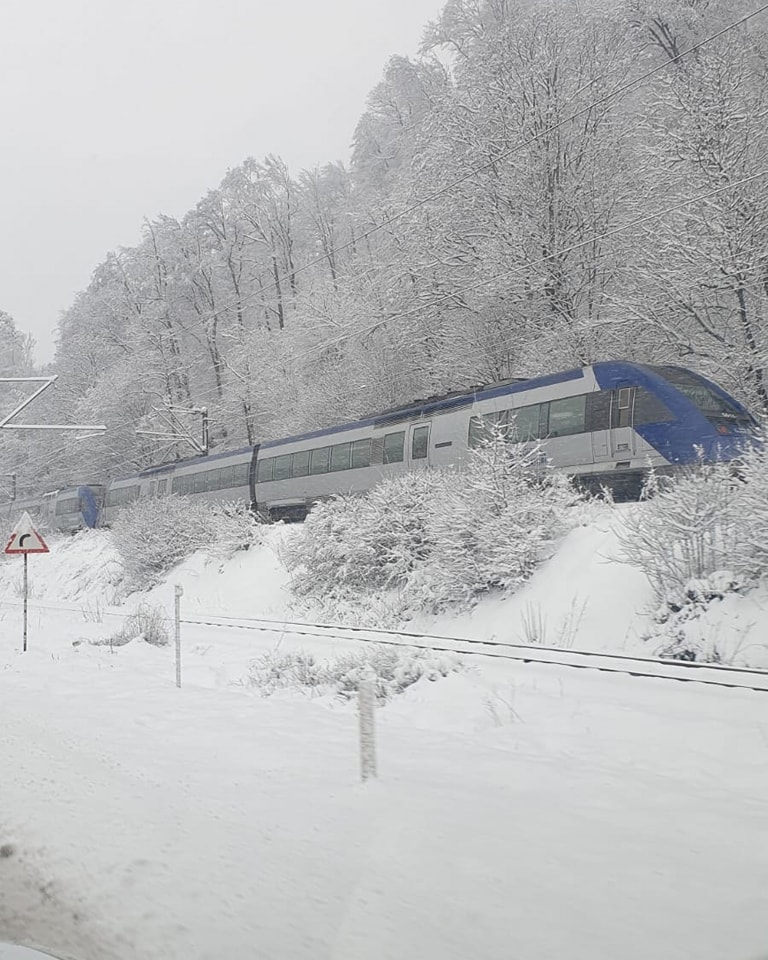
xmin=178 ymin=613 xmax=768 ymax=694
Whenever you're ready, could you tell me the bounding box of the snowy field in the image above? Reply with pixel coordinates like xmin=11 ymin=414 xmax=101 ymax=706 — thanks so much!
xmin=1 ymin=526 xmax=767 ymax=960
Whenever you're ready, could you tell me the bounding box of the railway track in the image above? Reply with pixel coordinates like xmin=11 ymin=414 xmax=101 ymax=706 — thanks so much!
xmin=3 ymin=596 xmax=767 ymax=693
xmin=179 ymin=612 xmax=768 ymax=695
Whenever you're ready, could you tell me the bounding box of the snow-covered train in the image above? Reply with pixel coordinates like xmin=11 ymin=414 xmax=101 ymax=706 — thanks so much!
xmin=3 ymin=361 xmax=760 ymax=533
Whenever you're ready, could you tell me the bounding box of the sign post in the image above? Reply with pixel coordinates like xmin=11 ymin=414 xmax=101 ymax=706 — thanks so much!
xmin=4 ymin=511 xmax=49 ymax=651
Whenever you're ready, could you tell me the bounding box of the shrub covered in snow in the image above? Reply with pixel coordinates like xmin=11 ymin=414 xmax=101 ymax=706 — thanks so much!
xmin=615 ymin=438 xmax=768 ymax=606
xmin=102 ymin=602 xmax=170 ymax=647
xmin=615 ymin=464 xmax=742 ymax=604
xmin=111 ymin=496 xmax=261 ymax=589
xmin=281 ymin=435 xmax=580 ymax=616
xmin=643 ymin=571 xmax=747 ymax=663
xmin=245 ymin=644 xmax=462 ymax=701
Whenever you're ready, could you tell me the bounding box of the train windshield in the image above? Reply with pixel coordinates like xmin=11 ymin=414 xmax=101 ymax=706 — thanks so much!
xmin=651 ymin=366 xmax=753 ymax=423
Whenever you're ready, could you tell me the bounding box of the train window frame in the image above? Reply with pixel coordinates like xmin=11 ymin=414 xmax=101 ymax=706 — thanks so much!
xmin=509 ymin=404 xmax=540 ymax=442
xmin=273 ymin=454 xmax=292 ymax=481
xmin=330 ymin=442 xmax=351 ymax=472
xmin=382 ymin=431 xmax=405 ymax=464
xmin=586 ymin=391 xmax=611 ymax=432
xmin=219 ymin=465 xmax=235 ymax=489
xmin=411 ymin=425 xmax=429 ymax=460
xmin=309 ymin=446 xmax=331 ymax=475
xmin=256 ymin=458 xmax=274 ymax=483
xmin=351 ymin=438 xmax=371 ymax=469
xmin=546 ymin=395 xmax=587 ymax=438
xmin=633 ymin=388 xmax=673 ymax=425
xmin=292 ymin=450 xmax=310 ymax=477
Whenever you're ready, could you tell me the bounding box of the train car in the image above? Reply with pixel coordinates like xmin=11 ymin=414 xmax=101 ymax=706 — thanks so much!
xmin=61 ymin=360 xmax=759 ymax=527
xmin=51 ymin=484 xmax=104 ymax=533
xmin=100 ymin=446 xmax=254 ymax=526
xmin=249 ymin=361 xmax=759 ymax=517
xmin=1 ymin=494 xmax=44 ymax=526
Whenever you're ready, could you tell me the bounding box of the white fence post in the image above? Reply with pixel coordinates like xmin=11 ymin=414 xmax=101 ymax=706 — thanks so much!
xmin=174 ymin=584 xmax=183 ymax=688
xmin=358 ymin=665 xmax=377 ymax=781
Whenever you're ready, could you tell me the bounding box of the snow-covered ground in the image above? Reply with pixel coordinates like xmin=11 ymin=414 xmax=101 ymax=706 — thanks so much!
xmin=1 ymin=523 xmax=767 ymax=959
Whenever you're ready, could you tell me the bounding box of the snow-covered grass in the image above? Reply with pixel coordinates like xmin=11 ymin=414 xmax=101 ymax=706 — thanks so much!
xmin=244 ymin=645 xmax=463 ymax=701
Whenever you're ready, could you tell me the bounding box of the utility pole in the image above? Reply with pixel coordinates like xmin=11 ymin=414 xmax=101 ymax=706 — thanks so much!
xmin=136 ymin=405 xmax=210 ymax=455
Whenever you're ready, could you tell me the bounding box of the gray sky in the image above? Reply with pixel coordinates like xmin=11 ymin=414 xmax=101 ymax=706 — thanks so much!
xmin=0 ymin=0 xmax=443 ymax=364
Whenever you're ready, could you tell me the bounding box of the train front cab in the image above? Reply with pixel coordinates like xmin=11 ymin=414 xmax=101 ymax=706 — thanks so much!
xmin=586 ymin=363 xmax=759 ymax=496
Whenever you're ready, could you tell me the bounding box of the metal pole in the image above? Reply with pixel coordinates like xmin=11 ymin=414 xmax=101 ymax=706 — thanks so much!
xmin=358 ymin=665 xmax=377 ymax=781
xmin=22 ymin=553 xmax=28 ymax=653
xmin=174 ymin=584 xmax=183 ymax=687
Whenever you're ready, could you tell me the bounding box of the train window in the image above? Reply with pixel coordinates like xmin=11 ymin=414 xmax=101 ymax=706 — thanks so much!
xmin=330 ymin=443 xmax=351 ymax=472
xmin=256 ymin=458 xmax=274 ymax=483
xmin=292 ymin=450 xmax=310 ymax=477
xmin=611 ymin=388 xmax=635 ymax=429
xmin=382 ymin=431 xmax=405 ymax=463
xmin=547 ymin=395 xmax=587 ymax=438
xmin=233 ymin=463 xmax=250 ymax=485
xmin=192 ymin=472 xmax=205 ymax=494
xmin=586 ymin=391 xmax=611 ymax=432
xmin=158 ymin=479 xmax=168 ymax=495
xmin=351 ymin=439 xmax=371 ymax=468
xmin=273 ymin=454 xmax=292 ymax=481
xmin=510 ymin=404 xmax=540 ymax=441
xmin=468 ymin=416 xmax=484 ymax=448
xmin=634 ymin=388 xmax=673 ymax=425
xmin=149 ymin=481 xmax=157 ymax=496
xmin=411 ymin=426 xmax=429 ymax=459
xmin=309 ymin=446 xmax=331 ymax=474
xmin=218 ymin=466 xmax=233 ymax=489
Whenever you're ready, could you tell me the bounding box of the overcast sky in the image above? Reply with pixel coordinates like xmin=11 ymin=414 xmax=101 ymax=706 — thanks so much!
xmin=0 ymin=0 xmax=443 ymax=364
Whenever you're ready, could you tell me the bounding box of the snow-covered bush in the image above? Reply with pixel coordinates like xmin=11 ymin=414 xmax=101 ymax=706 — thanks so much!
xmin=422 ymin=438 xmax=577 ymax=605
xmin=280 ymin=472 xmax=433 ymax=598
xmin=245 ymin=644 xmax=462 ymax=701
xmin=281 ymin=434 xmax=579 ymax=615
xmin=104 ymin=602 xmax=170 ymax=647
xmin=615 ymin=464 xmax=742 ymax=604
xmin=646 ymin=571 xmax=744 ymax=663
xmin=111 ymin=496 xmax=261 ymax=588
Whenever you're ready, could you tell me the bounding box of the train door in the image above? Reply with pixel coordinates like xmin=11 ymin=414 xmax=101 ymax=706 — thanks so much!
xmin=590 ymin=387 xmax=637 ymax=462
xmin=609 ymin=386 xmax=637 ymax=459
xmin=407 ymin=422 xmax=431 ymax=468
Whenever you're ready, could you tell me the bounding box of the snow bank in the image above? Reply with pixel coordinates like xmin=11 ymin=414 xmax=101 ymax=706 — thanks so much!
xmin=1 ymin=522 xmax=768 ymax=959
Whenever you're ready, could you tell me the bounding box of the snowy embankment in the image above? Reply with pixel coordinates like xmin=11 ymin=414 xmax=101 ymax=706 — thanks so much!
xmin=0 ymin=517 xmax=767 ymax=960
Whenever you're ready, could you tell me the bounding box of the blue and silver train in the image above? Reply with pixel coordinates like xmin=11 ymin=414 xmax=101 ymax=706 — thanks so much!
xmin=2 ymin=361 xmax=759 ymax=532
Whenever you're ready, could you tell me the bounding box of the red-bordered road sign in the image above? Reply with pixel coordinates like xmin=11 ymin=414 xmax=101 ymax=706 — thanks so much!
xmin=4 ymin=511 xmax=49 ymax=554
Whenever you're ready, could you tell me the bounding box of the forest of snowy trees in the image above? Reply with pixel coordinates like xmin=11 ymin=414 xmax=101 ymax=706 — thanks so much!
xmin=2 ymin=0 xmax=768 ymax=495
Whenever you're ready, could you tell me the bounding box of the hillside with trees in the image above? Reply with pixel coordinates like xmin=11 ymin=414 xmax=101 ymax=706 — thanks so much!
xmin=3 ymin=0 xmax=767 ymax=494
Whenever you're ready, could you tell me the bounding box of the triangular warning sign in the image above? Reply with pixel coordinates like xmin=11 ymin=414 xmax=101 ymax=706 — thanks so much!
xmin=4 ymin=511 xmax=49 ymax=554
